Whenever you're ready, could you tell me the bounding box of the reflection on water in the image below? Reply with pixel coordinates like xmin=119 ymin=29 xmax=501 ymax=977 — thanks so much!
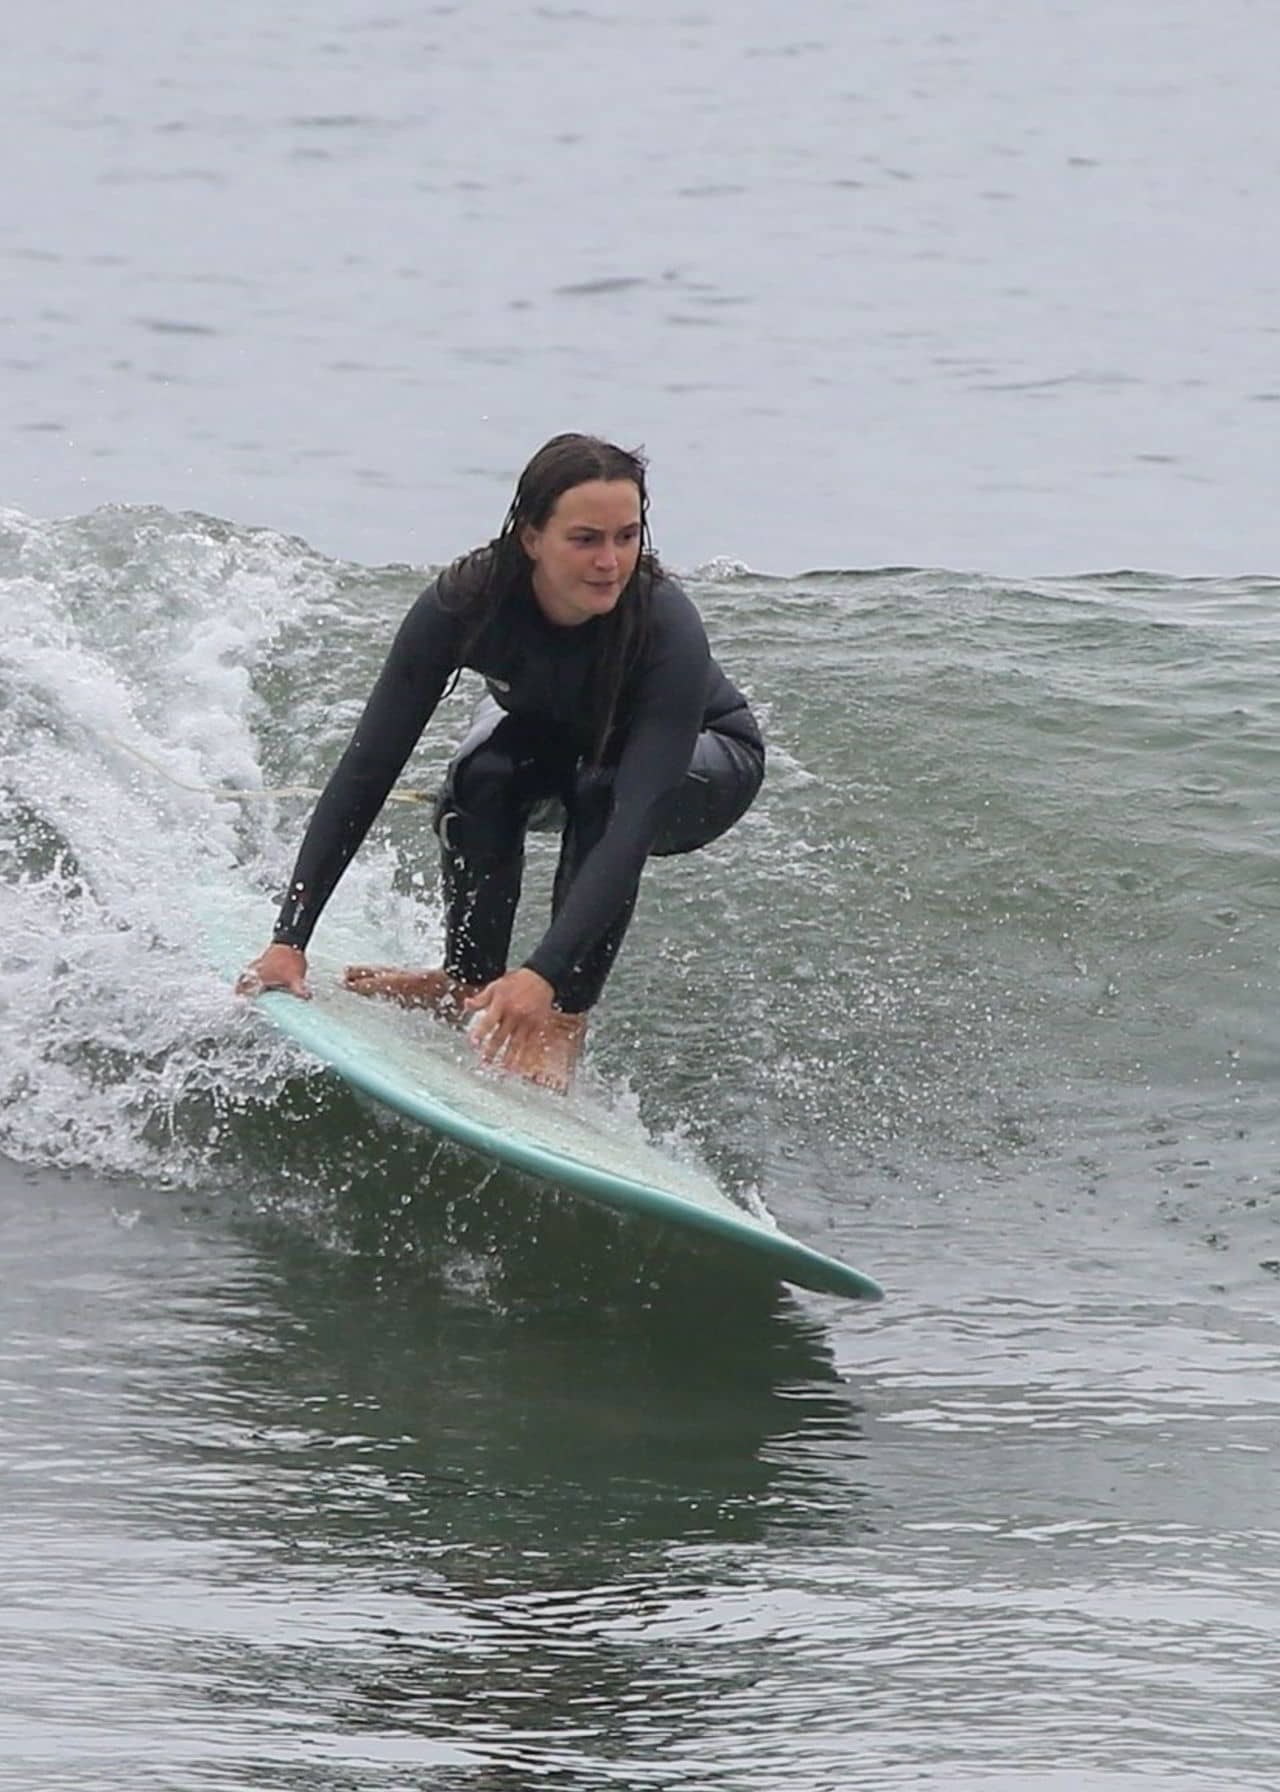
xmin=1 ymin=1160 xmax=870 ymax=1788
xmin=4 ymin=1158 xmax=1278 ymax=1789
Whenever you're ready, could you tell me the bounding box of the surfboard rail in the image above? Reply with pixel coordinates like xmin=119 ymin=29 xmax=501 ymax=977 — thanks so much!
xmin=251 ymin=984 xmax=884 ymax=1303
xmin=256 ymin=989 xmax=878 ymax=1297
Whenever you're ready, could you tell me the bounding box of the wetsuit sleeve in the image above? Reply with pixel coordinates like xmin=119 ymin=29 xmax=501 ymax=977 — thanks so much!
xmin=271 ymin=584 xmax=462 ymax=950
xmin=522 ymin=592 xmax=709 ymax=994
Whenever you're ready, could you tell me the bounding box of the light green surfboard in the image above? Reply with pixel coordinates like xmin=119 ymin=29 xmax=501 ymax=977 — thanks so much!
xmin=224 ymin=927 xmax=883 ymax=1302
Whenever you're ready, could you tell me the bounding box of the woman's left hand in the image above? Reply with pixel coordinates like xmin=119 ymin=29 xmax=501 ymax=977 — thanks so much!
xmin=464 ymin=968 xmax=556 ymax=1068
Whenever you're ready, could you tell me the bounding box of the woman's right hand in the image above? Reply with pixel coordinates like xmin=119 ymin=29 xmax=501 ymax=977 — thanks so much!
xmin=235 ymin=943 xmax=310 ymax=1000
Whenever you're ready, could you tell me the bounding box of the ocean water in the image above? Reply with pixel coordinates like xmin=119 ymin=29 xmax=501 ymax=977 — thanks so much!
xmin=6 ymin=0 xmax=1280 ymax=574
xmin=4 ymin=4 xmax=1280 ymax=1789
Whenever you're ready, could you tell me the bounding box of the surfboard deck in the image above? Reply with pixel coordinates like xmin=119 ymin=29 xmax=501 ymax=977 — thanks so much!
xmin=221 ymin=928 xmax=883 ymax=1302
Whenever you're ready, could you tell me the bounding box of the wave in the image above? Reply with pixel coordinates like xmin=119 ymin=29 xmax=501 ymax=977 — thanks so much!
xmin=3 ymin=504 xmax=1277 ymax=1209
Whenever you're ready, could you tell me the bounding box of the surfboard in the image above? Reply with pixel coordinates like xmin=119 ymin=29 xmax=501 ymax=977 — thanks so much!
xmin=220 ymin=928 xmax=883 ymax=1302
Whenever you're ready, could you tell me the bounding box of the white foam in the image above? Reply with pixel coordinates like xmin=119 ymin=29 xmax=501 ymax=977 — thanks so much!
xmin=0 ymin=508 xmax=426 ymax=1179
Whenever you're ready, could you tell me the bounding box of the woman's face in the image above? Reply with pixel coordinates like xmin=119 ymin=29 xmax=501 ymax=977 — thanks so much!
xmin=520 ymin=479 xmax=643 ymax=627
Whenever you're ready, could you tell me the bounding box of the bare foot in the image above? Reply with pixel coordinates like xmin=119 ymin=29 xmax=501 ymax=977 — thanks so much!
xmin=493 ymin=1010 xmax=589 ymax=1094
xmin=342 ymin=965 xmax=478 ymax=1022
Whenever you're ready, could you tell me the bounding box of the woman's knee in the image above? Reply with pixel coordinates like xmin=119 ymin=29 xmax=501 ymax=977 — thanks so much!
xmin=650 ymin=734 xmax=763 ymax=857
xmin=434 ymin=741 xmax=523 ymax=859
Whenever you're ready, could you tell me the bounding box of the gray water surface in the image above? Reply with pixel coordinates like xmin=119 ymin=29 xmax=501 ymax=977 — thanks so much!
xmin=6 ymin=0 xmax=1279 ymax=573
xmin=4 ymin=1157 xmax=1278 ymax=1791
xmin=3 ymin=536 xmax=1280 ymax=1787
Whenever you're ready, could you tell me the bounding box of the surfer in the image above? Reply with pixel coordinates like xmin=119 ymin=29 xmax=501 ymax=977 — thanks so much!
xmin=237 ymin=433 xmax=764 ymax=1090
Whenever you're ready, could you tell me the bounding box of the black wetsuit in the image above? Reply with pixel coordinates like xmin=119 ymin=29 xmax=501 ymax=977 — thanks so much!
xmin=272 ymin=570 xmax=764 ymax=1009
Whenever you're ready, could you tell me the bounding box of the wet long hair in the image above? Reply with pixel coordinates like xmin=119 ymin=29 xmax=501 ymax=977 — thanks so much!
xmin=441 ymin=433 xmax=661 ymax=762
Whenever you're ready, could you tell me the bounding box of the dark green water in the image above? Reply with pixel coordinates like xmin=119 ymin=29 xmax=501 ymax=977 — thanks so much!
xmin=3 ymin=508 xmax=1278 ymax=1787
